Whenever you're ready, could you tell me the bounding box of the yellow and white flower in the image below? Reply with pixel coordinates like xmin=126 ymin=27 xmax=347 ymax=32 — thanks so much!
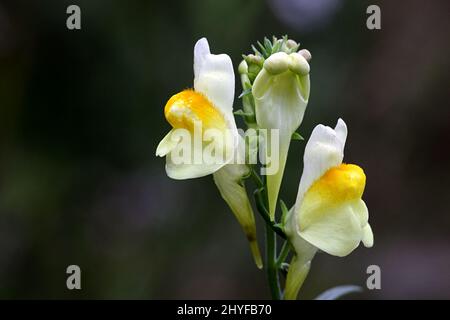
xmin=252 ymin=50 xmax=311 ymax=220
xmin=156 ymin=38 xmax=262 ymax=267
xmin=284 ymin=119 xmax=373 ymax=299
xmin=156 ymin=38 xmax=238 ymax=179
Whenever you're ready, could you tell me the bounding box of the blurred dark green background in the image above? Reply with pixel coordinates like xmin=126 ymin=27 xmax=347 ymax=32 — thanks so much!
xmin=1 ymin=0 xmax=449 ymax=299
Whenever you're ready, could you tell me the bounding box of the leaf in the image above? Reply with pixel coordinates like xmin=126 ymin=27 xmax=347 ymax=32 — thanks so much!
xmin=264 ymin=37 xmax=272 ymax=52
xmin=251 ymin=45 xmax=262 ymax=57
xmin=280 ymin=199 xmax=289 ymax=224
xmin=314 ymin=285 xmax=363 ymax=300
xmin=272 ymin=39 xmax=282 ymax=53
xmin=238 ymin=88 xmax=252 ymax=98
xmin=291 ymin=132 xmax=304 ymax=141
xmin=257 ymin=41 xmax=268 ymax=57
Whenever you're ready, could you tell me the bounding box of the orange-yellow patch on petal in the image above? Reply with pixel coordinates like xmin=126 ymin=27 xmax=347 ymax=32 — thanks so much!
xmin=309 ymin=164 xmax=366 ymax=203
xmin=297 ymin=164 xmax=366 ymax=229
xmin=295 ymin=163 xmax=370 ymax=256
xmin=164 ymin=89 xmax=227 ymax=132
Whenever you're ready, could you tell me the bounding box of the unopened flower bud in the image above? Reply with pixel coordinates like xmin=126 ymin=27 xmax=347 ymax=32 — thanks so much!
xmin=238 ymin=60 xmax=248 ymax=75
xmin=298 ymin=49 xmax=312 ymax=62
xmin=286 ymin=39 xmax=298 ymax=50
xmin=244 ymin=54 xmax=264 ymax=66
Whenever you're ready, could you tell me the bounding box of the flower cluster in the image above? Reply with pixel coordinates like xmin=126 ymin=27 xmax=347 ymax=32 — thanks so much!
xmin=156 ymin=37 xmax=373 ymax=299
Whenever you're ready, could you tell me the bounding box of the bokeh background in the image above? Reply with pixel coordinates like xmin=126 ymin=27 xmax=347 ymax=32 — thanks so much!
xmin=1 ymin=0 xmax=449 ymax=299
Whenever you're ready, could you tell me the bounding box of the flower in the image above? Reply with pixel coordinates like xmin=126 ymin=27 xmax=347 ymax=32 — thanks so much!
xmin=252 ymin=48 xmax=311 ymax=220
xmin=156 ymin=38 xmax=262 ymax=267
xmin=156 ymin=37 xmax=238 ymax=179
xmin=284 ymin=119 xmax=373 ymax=299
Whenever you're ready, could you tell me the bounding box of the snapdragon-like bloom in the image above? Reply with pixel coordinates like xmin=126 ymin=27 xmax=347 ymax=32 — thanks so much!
xmin=156 ymin=38 xmax=262 ymax=267
xmin=284 ymin=119 xmax=373 ymax=299
xmin=252 ymin=50 xmax=311 ymax=220
xmin=156 ymin=38 xmax=238 ymax=179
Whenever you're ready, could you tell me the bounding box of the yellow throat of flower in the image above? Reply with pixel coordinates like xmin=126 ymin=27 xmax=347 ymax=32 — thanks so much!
xmin=164 ymin=89 xmax=227 ymax=132
xmin=310 ymin=164 xmax=366 ymax=202
xmin=298 ymin=163 xmax=366 ymax=228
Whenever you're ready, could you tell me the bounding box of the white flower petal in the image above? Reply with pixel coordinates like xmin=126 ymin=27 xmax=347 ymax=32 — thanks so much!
xmin=166 ymin=156 xmax=226 ymax=180
xmin=193 ymin=38 xmax=235 ymax=121
xmin=335 ymin=118 xmax=348 ymax=143
xmin=155 ymin=130 xmax=178 ymax=157
xmin=164 ymin=127 xmax=235 ymax=180
xmin=296 ymin=119 xmax=347 ymax=205
xmin=263 ymin=52 xmax=289 ymax=75
xmin=288 ymin=52 xmax=310 ymax=76
xmin=252 ymin=69 xmax=309 ymax=134
xmin=298 ymin=200 xmax=364 ymax=257
xmin=158 ymin=38 xmax=239 ymax=180
xmin=362 ymin=224 xmax=374 ymax=248
xmin=353 ymin=199 xmax=369 ymax=227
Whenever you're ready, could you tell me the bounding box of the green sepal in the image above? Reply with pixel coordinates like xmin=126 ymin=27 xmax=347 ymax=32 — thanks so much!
xmin=238 ymin=88 xmax=252 ymax=99
xmin=291 ymin=132 xmax=304 ymax=141
xmin=280 ymin=199 xmax=289 ymax=225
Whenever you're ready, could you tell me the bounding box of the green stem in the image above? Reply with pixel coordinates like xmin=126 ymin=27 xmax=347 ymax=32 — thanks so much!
xmin=254 ymin=189 xmax=286 ymax=239
xmin=276 ymin=240 xmax=291 ymax=268
xmin=250 ymin=168 xmax=286 ymax=239
xmin=250 ymin=166 xmax=283 ymax=299
xmin=265 ymin=221 xmax=281 ymax=299
xmin=260 ymin=169 xmax=282 ymax=299
xmin=250 ymin=167 xmax=263 ymax=188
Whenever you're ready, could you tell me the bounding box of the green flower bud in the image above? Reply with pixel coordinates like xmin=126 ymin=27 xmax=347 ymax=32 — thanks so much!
xmin=244 ymin=54 xmax=264 ymax=66
xmin=238 ymin=59 xmax=248 ymax=75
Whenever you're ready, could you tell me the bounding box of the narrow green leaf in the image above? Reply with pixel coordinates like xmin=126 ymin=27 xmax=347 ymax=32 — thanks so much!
xmin=272 ymin=39 xmax=282 ymax=53
xmin=291 ymin=132 xmax=304 ymax=141
xmin=273 ymin=223 xmax=283 ymax=230
xmin=264 ymin=37 xmax=272 ymax=52
xmin=251 ymin=45 xmax=262 ymax=57
xmin=257 ymin=41 xmax=267 ymax=57
xmin=257 ymin=41 xmax=265 ymax=51
xmin=280 ymin=199 xmax=289 ymax=224
xmin=238 ymin=88 xmax=252 ymax=98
